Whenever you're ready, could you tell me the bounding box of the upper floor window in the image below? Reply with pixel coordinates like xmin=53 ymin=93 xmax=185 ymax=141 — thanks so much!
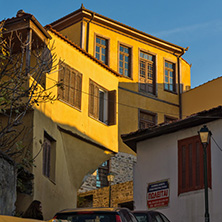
xmin=119 ymin=45 xmax=131 ymax=78
xmin=43 ymin=132 xmax=56 ymax=182
xmin=96 ymin=160 xmax=110 ymax=188
xmin=95 ymin=36 xmax=108 ymax=65
xmin=139 ymin=52 xmax=156 ymax=95
xmin=58 ymin=61 xmax=82 ymax=110
xmin=178 ymin=135 xmax=211 ymax=195
xmin=139 ymin=110 xmax=156 ymax=129
xmin=164 ymin=61 xmax=176 ymax=93
xmin=89 ymin=80 xmax=116 ymax=125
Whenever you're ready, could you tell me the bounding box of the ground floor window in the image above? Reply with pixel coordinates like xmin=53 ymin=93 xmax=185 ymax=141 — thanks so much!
xmin=43 ymin=131 xmax=56 ymax=182
xmin=96 ymin=160 xmax=110 ymax=188
xmin=178 ymin=135 xmax=211 ymax=195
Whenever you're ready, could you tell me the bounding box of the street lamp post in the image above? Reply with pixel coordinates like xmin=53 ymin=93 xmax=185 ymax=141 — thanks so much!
xmin=107 ymin=173 xmax=115 ymax=207
xmin=198 ymin=125 xmax=212 ymax=222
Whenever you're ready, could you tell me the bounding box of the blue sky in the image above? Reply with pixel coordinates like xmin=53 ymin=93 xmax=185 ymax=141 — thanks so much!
xmin=1 ymin=0 xmax=222 ymax=88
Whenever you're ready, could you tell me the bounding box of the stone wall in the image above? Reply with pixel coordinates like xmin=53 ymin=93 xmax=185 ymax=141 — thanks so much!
xmin=0 ymin=151 xmax=16 ymax=215
xmin=79 ymin=152 xmax=136 ymax=192
xmin=78 ymin=181 xmax=133 ymax=208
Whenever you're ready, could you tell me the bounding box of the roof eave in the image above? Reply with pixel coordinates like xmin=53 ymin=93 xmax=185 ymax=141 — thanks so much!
xmin=49 ymin=7 xmax=187 ymax=55
xmin=122 ymin=106 xmax=222 ymax=152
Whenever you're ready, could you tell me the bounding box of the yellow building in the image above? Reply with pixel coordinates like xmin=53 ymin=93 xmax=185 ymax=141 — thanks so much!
xmin=182 ymin=77 xmax=222 ymax=117
xmin=3 ymin=11 xmax=119 ymax=219
xmin=2 ymin=5 xmax=191 ymax=219
xmin=50 ymin=5 xmax=191 ymax=154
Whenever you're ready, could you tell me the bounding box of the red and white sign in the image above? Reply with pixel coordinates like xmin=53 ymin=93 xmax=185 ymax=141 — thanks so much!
xmin=147 ymin=180 xmax=169 ymax=209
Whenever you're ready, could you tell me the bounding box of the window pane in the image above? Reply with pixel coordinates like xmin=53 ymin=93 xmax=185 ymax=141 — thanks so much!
xmin=102 ymin=55 xmax=105 ymax=63
xmin=101 ymin=39 xmax=105 ymax=45
xmin=96 ymin=53 xmax=100 ymax=60
xmin=124 ymin=47 xmax=129 ymax=53
xmin=96 ymin=46 xmax=100 ymax=53
xmin=120 ymin=45 xmax=123 ymax=52
xmin=99 ymin=91 xmax=104 ymax=122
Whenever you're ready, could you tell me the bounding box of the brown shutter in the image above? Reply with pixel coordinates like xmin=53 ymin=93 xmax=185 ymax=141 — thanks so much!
xmin=89 ymin=80 xmax=94 ymax=116
xmin=64 ymin=65 xmax=70 ymax=103
xmin=58 ymin=62 xmax=65 ymax=99
xmin=76 ymin=72 xmax=82 ymax=109
xmin=69 ymin=70 xmax=75 ymax=106
xmin=94 ymin=85 xmax=99 ymax=119
xmin=108 ymin=90 xmax=116 ymax=125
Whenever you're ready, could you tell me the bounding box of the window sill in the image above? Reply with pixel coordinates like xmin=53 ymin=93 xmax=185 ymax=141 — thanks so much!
xmin=58 ymin=99 xmax=81 ymax=112
xmin=164 ymin=89 xmax=177 ymax=95
xmin=139 ymin=90 xmax=157 ymax=98
xmin=178 ymin=187 xmax=211 ymax=197
xmin=118 ymin=74 xmax=133 ymax=80
xmin=89 ymin=115 xmax=110 ymax=126
xmin=43 ymin=175 xmax=56 ymax=185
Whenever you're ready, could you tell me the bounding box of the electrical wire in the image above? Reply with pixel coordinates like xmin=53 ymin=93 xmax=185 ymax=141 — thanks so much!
xmin=212 ymin=136 xmax=222 ymax=153
xmin=45 ymin=75 xmax=183 ymax=117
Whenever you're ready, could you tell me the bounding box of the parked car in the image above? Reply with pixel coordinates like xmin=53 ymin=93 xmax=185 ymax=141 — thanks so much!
xmin=132 ymin=210 xmax=170 ymax=222
xmin=51 ymin=207 xmax=138 ymax=222
xmin=0 ymin=215 xmax=46 ymax=222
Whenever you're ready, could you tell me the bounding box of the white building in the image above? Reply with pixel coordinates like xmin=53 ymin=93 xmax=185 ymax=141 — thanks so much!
xmin=122 ymin=106 xmax=222 ymax=222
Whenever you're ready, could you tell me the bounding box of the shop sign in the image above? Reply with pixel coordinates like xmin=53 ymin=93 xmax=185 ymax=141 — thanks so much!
xmin=147 ymin=179 xmax=169 ymax=209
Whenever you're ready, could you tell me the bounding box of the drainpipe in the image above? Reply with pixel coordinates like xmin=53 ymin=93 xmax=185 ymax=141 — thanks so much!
xmin=86 ymin=12 xmax=95 ymax=53
xmin=177 ymin=47 xmax=189 ymax=119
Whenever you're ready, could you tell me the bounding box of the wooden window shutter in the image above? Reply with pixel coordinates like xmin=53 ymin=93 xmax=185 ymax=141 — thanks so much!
xmin=89 ymin=81 xmax=95 ymax=117
xmin=58 ymin=62 xmax=65 ymax=99
xmin=108 ymin=90 xmax=116 ymax=125
xmin=69 ymin=70 xmax=75 ymax=106
xmin=64 ymin=65 xmax=70 ymax=103
xmin=94 ymin=85 xmax=99 ymax=119
xmin=75 ymin=72 xmax=82 ymax=109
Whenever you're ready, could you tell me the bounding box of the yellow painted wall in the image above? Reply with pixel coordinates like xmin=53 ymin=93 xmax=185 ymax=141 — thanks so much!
xmin=182 ymin=77 xmax=222 ymax=118
xmin=41 ymin=31 xmax=119 ymax=152
xmin=85 ymin=20 xmax=190 ymax=153
xmin=58 ymin=17 xmax=191 ymax=154
xmin=59 ymin=22 xmax=81 ymax=46
xmin=27 ymin=31 xmax=120 ymax=219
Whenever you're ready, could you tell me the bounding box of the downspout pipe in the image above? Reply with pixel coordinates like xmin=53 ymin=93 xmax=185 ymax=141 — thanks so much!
xmin=86 ymin=12 xmax=95 ymax=52
xmin=177 ymin=47 xmax=189 ymax=119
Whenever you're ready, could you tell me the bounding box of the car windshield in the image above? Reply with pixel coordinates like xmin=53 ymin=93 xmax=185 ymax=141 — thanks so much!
xmin=54 ymin=212 xmax=116 ymax=222
xmin=132 ymin=213 xmax=148 ymax=222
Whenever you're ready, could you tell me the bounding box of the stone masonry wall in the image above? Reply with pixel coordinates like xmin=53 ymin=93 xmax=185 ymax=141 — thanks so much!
xmin=78 ymin=181 xmax=133 ymax=208
xmin=79 ymin=152 xmax=136 ymax=192
xmin=0 ymin=151 xmax=16 ymax=215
